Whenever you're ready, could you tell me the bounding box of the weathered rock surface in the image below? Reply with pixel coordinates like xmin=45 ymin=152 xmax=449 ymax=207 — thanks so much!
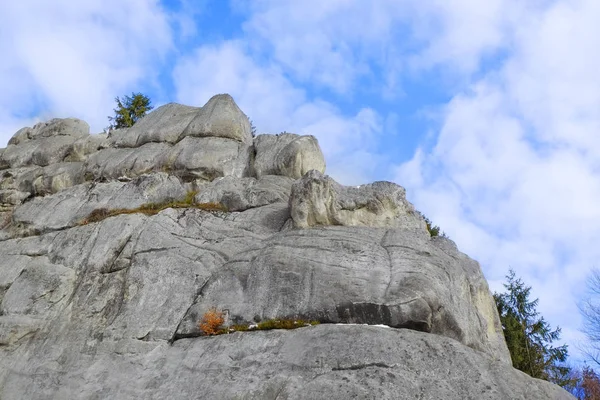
xmin=111 ymin=94 xmax=252 ymax=148
xmin=0 ymin=325 xmax=571 ymax=400
xmin=2 ymin=118 xmax=89 ymax=168
xmin=0 ymin=94 xmax=574 ymax=399
xmin=194 ymin=174 xmax=294 ymax=212
xmin=290 ymin=170 xmax=423 ymax=228
xmin=254 ymin=133 xmax=326 ymax=178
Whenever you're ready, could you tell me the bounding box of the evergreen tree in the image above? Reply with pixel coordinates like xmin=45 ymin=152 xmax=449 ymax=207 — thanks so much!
xmin=107 ymin=92 xmax=153 ymax=130
xmin=494 ymin=269 xmax=571 ymax=387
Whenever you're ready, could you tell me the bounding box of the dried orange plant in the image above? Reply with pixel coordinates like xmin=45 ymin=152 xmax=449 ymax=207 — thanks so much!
xmin=199 ymin=308 xmax=225 ymax=335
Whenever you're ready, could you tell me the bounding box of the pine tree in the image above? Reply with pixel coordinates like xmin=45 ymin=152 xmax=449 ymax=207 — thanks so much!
xmin=107 ymin=92 xmax=153 ymax=130
xmin=494 ymin=269 xmax=571 ymax=387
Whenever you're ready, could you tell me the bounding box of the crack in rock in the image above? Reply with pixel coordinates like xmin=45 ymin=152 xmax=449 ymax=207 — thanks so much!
xmin=332 ymin=362 xmax=393 ymax=371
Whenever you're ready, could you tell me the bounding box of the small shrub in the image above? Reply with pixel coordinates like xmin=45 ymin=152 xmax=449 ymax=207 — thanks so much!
xmin=81 ymin=208 xmax=111 ymax=225
xmin=199 ymin=308 xmax=225 ymax=336
xmin=183 ymin=190 xmax=198 ymax=205
xmin=417 ymin=211 xmax=448 ymax=238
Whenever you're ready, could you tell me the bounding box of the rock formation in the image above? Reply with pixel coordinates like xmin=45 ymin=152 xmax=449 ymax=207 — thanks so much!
xmin=0 ymin=94 xmax=573 ymax=399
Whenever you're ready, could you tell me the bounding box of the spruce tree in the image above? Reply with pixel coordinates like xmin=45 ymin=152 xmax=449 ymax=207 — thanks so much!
xmin=494 ymin=269 xmax=571 ymax=387
xmin=107 ymin=92 xmax=153 ymax=130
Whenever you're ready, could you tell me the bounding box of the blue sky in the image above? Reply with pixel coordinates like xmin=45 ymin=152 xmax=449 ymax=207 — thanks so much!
xmin=2 ymin=0 xmax=600 ymax=364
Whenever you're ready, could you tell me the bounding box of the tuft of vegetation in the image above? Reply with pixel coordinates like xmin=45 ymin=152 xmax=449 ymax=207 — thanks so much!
xmin=107 ymin=92 xmax=154 ymax=130
xmin=198 ymin=308 xmax=225 ymax=336
xmin=183 ymin=189 xmax=199 ymax=205
xmin=197 ymin=310 xmax=320 ymax=337
xmin=256 ymin=318 xmax=320 ymax=331
xmin=79 ymin=190 xmax=226 ymax=225
xmin=417 ymin=211 xmax=447 ymax=238
xmin=249 ymin=119 xmax=257 ymax=137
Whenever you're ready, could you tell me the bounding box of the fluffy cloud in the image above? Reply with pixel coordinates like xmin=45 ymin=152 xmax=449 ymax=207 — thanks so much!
xmin=394 ymin=0 xmax=600 ymax=360
xmin=0 ymin=0 xmax=173 ymax=144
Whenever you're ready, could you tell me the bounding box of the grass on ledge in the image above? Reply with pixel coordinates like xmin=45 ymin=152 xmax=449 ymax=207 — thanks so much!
xmin=79 ymin=190 xmax=227 ymax=225
xmin=201 ymin=317 xmax=321 ymax=337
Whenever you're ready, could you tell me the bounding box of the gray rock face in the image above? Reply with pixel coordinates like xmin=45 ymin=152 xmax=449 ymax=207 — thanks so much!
xmin=9 ymin=172 xmax=187 ymax=235
xmin=0 ymin=325 xmax=572 ymax=400
xmin=0 ymin=95 xmax=574 ymax=399
xmin=177 ymin=225 xmax=509 ymax=362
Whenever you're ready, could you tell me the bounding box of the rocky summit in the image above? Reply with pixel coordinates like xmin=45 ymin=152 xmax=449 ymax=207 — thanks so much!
xmin=0 ymin=94 xmax=573 ymax=399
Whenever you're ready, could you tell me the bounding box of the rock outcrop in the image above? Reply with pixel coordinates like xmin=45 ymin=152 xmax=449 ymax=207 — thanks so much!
xmin=0 ymin=94 xmax=573 ymax=399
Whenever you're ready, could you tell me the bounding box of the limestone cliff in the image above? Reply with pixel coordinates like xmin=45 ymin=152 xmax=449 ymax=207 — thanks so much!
xmin=0 ymin=94 xmax=573 ymax=399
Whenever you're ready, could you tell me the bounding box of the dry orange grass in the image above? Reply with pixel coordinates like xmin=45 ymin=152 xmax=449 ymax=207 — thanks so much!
xmin=199 ymin=308 xmax=225 ymax=336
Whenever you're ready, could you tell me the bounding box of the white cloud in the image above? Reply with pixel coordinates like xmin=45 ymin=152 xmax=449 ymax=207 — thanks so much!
xmin=394 ymin=0 xmax=600 ymax=362
xmin=0 ymin=0 xmax=173 ymax=145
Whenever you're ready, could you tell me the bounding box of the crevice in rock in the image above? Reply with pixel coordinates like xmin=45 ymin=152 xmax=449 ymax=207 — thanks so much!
xmin=100 ymin=234 xmax=132 ymax=274
xmin=332 ymin=362 xmax=393 ymax=371
xmin=2 ymin=222 xmax=76 ymax=241
xmin=382 ymin=230 xmax=393 ymax=300
xmin=169 ymin=277 xmax=212 ymax=344
xmin=133 ymin=247 xmax=176 ymax=256
xmin=169 ymin=234 xmax=230 ymax=261
xmin=335 ymin=301 xmax=431 ymax=333
xmin=170 ymin=332 xmax=202 ymax=343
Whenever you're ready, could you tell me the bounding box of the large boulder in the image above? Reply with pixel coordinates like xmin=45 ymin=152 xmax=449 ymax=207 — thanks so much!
xmin=182 ymin=94 xmax=253 ymax=144
xmin=254 ymin=133 xmax=326 ymax=179
xmin=290 ymin=170 xmax=424 ymax=229
xmin=110 ymin=103 xmax=200 ymax=148
xmin=194 ymin=175 xmax=294 ymax=212
xmin=159 ymin=136 xmax=252 ymax=181
xmin=2 ymin=119 xmax=89 ymax=168
xmin=84 ymin=143 xmax=172 ymax=180
xmin=64 ymin=133 xmax=110 ymax=162
xmin=112 ymin=94 xmax=253 ymax=148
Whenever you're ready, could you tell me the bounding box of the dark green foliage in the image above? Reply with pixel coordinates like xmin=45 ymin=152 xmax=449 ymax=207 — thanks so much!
xmin=494 ymin=269 xmax=571 ymax=387
xmin=249 ymin=119 xmax=257 ymax=137
xmin=417 ymin=211 xmax=447 ymax=238
xmin=108 ymin=92 xmax=154 ymax=129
